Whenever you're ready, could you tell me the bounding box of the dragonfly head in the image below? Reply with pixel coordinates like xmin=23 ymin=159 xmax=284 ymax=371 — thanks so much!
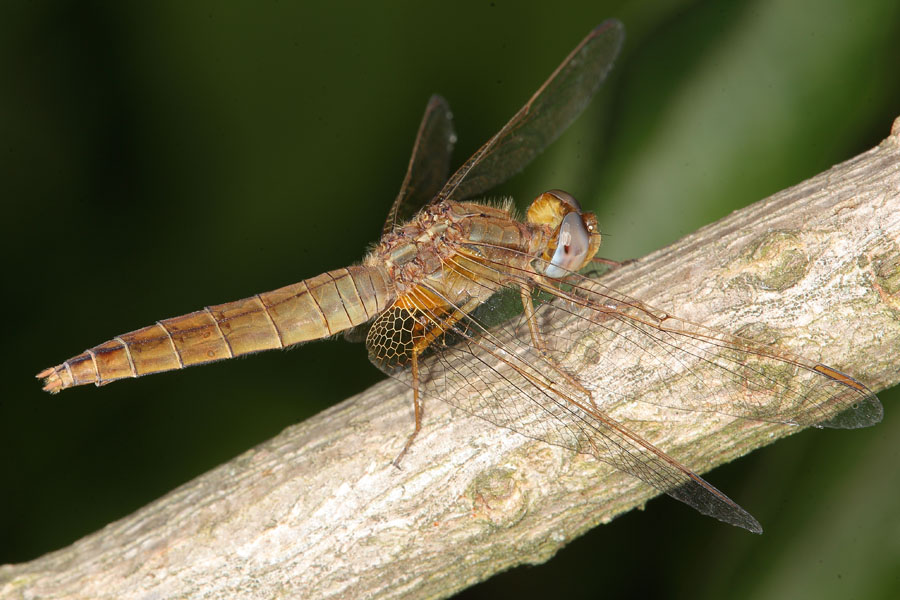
xmin=526 ymin=190 xmax=601 ymax=279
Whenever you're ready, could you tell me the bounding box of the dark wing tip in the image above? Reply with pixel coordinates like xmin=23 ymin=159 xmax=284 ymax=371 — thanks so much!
xmin=820 ymin=391 xmax=883 ymax=429
xmin=668 ymin=477 xmax=763 ymax=534
xmin=812 ymin=364 xmax=883 ymax=429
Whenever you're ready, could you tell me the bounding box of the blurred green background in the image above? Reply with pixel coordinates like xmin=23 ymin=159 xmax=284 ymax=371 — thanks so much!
xmin=2 ymin=1 xmax=899 ymax=598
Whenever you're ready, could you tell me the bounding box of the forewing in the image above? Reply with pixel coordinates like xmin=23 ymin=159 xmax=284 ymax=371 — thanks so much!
xmin=436 ymin=19 xmax=624 ymax=204
xmin=519 ymin=270 xmax=883 ymax=431
xmin=383 ymin=95 xmax=456 ymax=235
xmin=466 ymin=244 xmax=882 ymax=431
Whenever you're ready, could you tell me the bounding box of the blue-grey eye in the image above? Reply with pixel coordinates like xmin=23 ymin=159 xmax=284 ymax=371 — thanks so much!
xmin=543 ymin=211 xmax=590 ymax=279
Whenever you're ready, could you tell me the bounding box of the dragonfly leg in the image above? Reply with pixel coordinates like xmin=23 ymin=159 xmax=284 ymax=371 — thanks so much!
xmin=388 ymin=293 xmax=483 ymax=468
xmin=579 ymin=256 xmax=635 ymax=280
xmin=591 ymin=256 xmax=635 ymax=268
xmin=393 ymin=348 xmax=423 ymax=468
xmin=518 ymin=284 xmax=597 ymax=410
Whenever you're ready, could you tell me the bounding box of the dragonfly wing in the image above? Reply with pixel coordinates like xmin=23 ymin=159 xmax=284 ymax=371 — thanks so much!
xmin=365 ymin=277 xmax=763 ymax=532
xmin=437 ymin=312 xmax=762 ymax=532
xmin=436 ymin=20 xmax=624 ymax=204
xmin=515 ymin=268 xmax=884 ymax=431
xmin=365 ymin=241 xmax=880 ymax=531
xmin=383 ymin=95 xmax=456 ymax=235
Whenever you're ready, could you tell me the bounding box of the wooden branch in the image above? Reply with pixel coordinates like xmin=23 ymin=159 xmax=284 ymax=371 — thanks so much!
xmin=4 ymin=119 xmax=900 ymax=600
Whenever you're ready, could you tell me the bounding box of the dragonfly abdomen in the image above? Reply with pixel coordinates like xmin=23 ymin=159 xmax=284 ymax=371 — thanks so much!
xmin=38 ymin=265 xmax=393 ymax=393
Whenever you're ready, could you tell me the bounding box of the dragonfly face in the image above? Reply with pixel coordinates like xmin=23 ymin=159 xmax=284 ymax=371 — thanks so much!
xmin=526 ymin=189 xmax=602 ymax=279
xmin=37 ymin=20 xmax=882 ymax=534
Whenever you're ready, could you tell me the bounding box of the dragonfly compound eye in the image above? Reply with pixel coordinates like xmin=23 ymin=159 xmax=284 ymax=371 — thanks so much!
xmin=544 ymin=189 xmax=582 ymax=211
xmin=543 ymin=211 xmax=591 ymax=278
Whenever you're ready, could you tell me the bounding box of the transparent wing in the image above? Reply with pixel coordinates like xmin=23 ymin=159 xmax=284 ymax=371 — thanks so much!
xmin=472 ymin=250 xmax=882 ymax=431
xmin=436 ymin=19 xmax=624 ymax=204
xmin=383 ymin=95 xmax=456 ymax=235
xmin=522 ymin=277 xmax=883 ymax=431
xmin=365 ymin=248 xmax=880 ymax=533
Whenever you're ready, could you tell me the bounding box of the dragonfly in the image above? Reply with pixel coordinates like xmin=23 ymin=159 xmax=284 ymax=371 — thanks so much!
xmin=37 ymin=20 xmax=882 ymax=534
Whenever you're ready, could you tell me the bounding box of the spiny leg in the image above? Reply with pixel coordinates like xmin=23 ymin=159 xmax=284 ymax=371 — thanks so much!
xmin=518 ymin=283 xmax=597 ymax=411
xmin=393 ymin=349 xmax=423 ymax=468
xmin=391 ymin=296 xmax=482 ymax=468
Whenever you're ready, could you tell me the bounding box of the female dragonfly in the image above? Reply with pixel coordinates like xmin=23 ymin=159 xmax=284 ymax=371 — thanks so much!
xmin=38 ymin=20 xmax=882 ymax=533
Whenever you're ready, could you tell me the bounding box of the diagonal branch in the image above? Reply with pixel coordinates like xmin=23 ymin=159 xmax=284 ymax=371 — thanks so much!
xmin=3 ymin=119 xmax=900 ymax=600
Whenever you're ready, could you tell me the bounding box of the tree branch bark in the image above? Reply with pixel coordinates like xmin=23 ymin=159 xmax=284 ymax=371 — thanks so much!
xmin=4 ymin=119 xmax=900 ymax=600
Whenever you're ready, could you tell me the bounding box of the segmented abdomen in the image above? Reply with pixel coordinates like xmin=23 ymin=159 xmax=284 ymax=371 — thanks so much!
xmin=38 ymin=265 xmax=392 ymax=393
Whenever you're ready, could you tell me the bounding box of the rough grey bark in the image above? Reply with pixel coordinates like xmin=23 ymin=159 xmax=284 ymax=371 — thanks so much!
xmin=3 ymin=119 xmax=900 ymax=600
